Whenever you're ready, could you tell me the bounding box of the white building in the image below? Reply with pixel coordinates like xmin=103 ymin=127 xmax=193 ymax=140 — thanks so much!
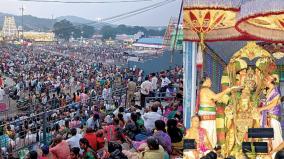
xmin=2 ymin=16 xmax=18 ymax=40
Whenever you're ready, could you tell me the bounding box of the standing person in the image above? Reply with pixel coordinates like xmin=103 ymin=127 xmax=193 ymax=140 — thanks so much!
xmin=151 ymin=73 xmax=158 ymax=96
xmin=127 ymin=77 xmax=136 ymax=107
xmin=0 ymin=75 xmax=4 ymax=88
xmin=80 ymin=90 xmax=89 ymax=108
xmin=39 ymin=145 xmax=52 ymax=159
xmin=0 ymin=87 xmax=5 ymax=111
xmin=140 ymin=77 xmax=152 ymax=108
xmin=160 ymin=74 xmax=171 ymax=94
xmin=79 ymin=138 xmax=95 ymax=159
xmin=198 ymin=77 xmax=239 ymax=148
xmin=49 ymin=135 xmax=70 ymax=159
xmin=83 ymin=128 xmax=97 ymax=151
xmin=102 ymin=85 xmax=111 ymax=101
xmin=67 ymin=128 xmax=82 ymax=149
xmin=258 ymin=76 xmax=283 ymax=156
xmin=69 ymin=147 xmax=81 ymax=159
xmin=86 ymin=114 xmax=100 ymax=131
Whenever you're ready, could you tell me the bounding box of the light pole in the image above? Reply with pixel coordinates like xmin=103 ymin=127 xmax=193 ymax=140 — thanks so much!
xmin=71 ymin=32 xmax=74 ymax=42
xmin=20 ymin=5 xmax=24 ymax=41
xmin=81 ymin=31 xmax=84 ymax=43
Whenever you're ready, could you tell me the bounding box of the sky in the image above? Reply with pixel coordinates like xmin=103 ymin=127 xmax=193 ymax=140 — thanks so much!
xmin=0 ymin=0 xmax=180 ymax=26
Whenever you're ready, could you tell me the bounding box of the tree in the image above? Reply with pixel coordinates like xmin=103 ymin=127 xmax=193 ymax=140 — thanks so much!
xmin=81 ymin=25 xmax=95 ymax=38
xmin=101 ymin=25 xmax=116 ymax=40
xmin=53 ymin=19 xmax=75 ymax=40
xmin=116 ymin=25 xmax=128 ymax=34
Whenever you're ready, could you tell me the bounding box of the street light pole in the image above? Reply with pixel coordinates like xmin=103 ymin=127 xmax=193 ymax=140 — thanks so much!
xmin=81 ymin=31 xmax=84 ymax=43
xmin=20 ymin=5 xmax=24 ymax=40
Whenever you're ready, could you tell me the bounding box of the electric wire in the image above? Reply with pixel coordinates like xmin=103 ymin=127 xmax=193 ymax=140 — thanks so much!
xmin=52 ymin=0 xmax=175 ymax=32
xmin=19 ymin=0 xmax=152 ymax=3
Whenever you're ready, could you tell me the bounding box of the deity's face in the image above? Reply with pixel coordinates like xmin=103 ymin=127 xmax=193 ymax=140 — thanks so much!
xmin=191 ymin=116 xmax=200 ymax=128
xmin=202 ymin=78 xmax=212 ymax=88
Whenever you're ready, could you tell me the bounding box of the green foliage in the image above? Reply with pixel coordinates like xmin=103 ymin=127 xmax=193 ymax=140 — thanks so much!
xmin=101 ymin=25 xmax=116 ymax=40
xmin=53 ymin=20 xmax=165 ymax=40
xmin=53 ymin=20 xmax=95 ymax=40
xmin=82 ymin=25 xmax=95 ymax=38
xmin=53 ymin=19 xmax=75 ymax=40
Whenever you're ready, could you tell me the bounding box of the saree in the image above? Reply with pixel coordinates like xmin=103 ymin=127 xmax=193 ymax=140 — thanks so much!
xmin=262 ymin=87 xmax=283 ymax=149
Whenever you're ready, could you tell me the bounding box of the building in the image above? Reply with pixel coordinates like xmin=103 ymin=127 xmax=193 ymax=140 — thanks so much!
xmin=170 ymin=29 xmax=183 ymax=51
xmin=2 ymin=16 xmax=18 ymax=40
xmin=133 ymin=31 xmax=144 ymax=41
xmin=132 ymin=37 xmax=164 ymax=50
xmin=20 ymin=31 xmax=55 ymax=42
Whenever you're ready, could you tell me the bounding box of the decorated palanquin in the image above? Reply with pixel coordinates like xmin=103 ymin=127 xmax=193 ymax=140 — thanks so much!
xmin=216 ymin=42 xmax=279 ymax=157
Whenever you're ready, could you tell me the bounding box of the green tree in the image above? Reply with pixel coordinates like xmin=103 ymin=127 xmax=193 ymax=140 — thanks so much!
xmin=116 ymin=25 xmax=128 ymax=34
xmin=81 ymin=25 xmax=95 ymax=38
xmin=101 ymin=25 xmax=116 ymax=40
xmin=53 ymin=19 xmax=75 ymax=40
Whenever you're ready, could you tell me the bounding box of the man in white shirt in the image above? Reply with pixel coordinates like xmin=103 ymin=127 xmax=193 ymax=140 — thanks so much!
xmin=143 ymin=103 xmax=163 ymax=131
xmin=67 ymin=128 xmax=82 ymax=148
xmin=140 ymin=77 xmax=152 ymax=108
xmin=160 ymin=74 xmax=171 ymax=94
xmin=151 ymin=73 xmax=158 ymax=92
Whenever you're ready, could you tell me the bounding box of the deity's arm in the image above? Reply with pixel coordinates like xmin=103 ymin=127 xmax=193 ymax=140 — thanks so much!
xmin=259 ymin=96 xmax=280 ymax=112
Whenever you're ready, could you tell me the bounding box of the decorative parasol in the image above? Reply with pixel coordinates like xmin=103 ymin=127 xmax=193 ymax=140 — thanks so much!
xmin=183 ymin=0 xmax=242 ymax=45
xmin=183 ymin=0 xmax=242 ymax=69
xmin=236 ymin=0 xmax=284 ymax=42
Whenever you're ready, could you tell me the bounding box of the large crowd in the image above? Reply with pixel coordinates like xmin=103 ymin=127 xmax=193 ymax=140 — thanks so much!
xmin=0 ymin=44 xmax=185 ymax=159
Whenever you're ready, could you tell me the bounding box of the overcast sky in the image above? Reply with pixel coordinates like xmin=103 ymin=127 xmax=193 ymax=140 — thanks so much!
xmin=0 ymin=0 xmax=180 ymax=26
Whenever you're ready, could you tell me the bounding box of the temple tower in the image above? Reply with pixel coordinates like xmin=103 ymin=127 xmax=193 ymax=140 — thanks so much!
xmin=2 ymin=16 xmax=18 ymax=40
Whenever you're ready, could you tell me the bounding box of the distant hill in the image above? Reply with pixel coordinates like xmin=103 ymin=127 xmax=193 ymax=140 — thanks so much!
xmin=57 ymin=16 xmax=94 ymax=24
xmin=56 ymin=15 xmax=113 ymax=29
xmin=0 ymin=13 xmax=166 ymax=32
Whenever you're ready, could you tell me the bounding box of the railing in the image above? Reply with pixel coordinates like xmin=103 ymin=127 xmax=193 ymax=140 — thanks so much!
xmin=0 ymin=95 xmax=124 ymax=158
xmin=145 ymin=94 xmax=176 ymax=108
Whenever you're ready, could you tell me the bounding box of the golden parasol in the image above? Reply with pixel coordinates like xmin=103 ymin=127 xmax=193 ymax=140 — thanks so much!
xmin=183 ymin=0 xmax=242 ymax=47
xmin=183 ymin=0 xmax=243 ymax=70
xmin=236 ymin=0 xmax=284 ymax=42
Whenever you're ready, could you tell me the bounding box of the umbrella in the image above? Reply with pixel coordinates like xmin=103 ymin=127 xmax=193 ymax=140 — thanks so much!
xmin=236 ymin=0 xmax=284 ymax=42
xmin=183 ymin=0 xmax=243 ymax=70
xmin=183 ymin=0 xmax=242 ymax=44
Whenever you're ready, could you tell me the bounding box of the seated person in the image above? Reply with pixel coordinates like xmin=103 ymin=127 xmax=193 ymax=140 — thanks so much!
xmin=123 ymin=137 xmax=169 ymax=159
xmin=184 ymin=116 xmax=212 ymax=159
xmin=153 ymin=120 xmax=172 ymax=155
xmin=140 ymin=137 xmax=169 ymax=159
xmin=167 ymin=119 xmax=183 ymax=155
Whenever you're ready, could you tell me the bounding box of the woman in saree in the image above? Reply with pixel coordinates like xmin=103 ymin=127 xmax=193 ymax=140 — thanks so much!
xmin=184 ymin=115 xmax=212 ymax=159
xmin=258 ymin=75 xmax=283 ymax=156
